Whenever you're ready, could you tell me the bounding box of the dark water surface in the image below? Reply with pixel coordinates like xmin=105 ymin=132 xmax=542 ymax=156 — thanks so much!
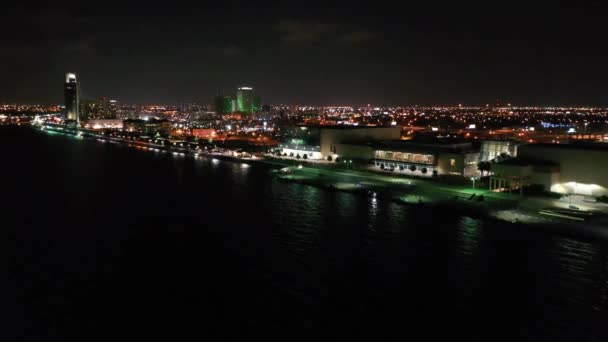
xmin=4 ymin=127 xmax=608 ymax=340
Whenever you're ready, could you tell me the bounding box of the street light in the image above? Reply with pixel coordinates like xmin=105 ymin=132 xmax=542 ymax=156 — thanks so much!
xmin=471 ymin=177 xmax=476 ymax=189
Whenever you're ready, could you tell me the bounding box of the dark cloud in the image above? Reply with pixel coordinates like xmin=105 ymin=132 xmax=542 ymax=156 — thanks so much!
xmin=274 ymin=18 xmax=375 ymax=46
xmin=274 ymin=19 xmax=334 ymax=43
xmin=221 ymin=45 xmax=242 ymax=57
xmin=1 ymin=3 xmax=608 ymax=105
xmin=337 ymin=31 xmax=374 ymax=44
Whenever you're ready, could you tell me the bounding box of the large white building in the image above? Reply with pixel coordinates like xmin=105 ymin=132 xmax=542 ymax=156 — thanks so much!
xmin=278 ymin=126 xmax=401 ymax=160
xmin=370 ymin=140 xmax=480 ymax=178
xmin=319 ymin=126 xmax=401 ymax=157
xmin=479 ymin=140 xmax=520 ymax=161
xmin=490 ymin=143 xmax=608 ymax=196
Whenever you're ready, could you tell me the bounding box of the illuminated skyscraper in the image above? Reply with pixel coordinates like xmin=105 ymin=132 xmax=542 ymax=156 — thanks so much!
xmin=99 ymin=97 xmax=109 ymax=118
xmin=108 ymin=99 xmax=119 ymax=118
xmin=64 ymin=73 xmax=79 ymax=122
xmin=236 ymin=87 xmax=253 ymax=114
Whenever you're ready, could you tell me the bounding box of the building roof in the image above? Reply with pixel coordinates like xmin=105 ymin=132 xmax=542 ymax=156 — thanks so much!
xmin=496 ymin=157 xmax=558 ymax=167
xmin=123 ymin=118 xmax=169 ymax=124
xmin=370 ymin=140 xmax=477 ymax=154
xmin=520 ymin=142 xmax=608 ymax=152
xmin=312 ymin=125 xmax=398 ymax=130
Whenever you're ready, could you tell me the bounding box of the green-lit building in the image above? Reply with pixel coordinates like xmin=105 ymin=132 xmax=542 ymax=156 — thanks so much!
xmin=213 ymin=95 xmax=234 ymax=114
xmin=253 ymin=96 xmax=261 ymax=112
xmin=236 ymin=87 xmax=253 ymax=114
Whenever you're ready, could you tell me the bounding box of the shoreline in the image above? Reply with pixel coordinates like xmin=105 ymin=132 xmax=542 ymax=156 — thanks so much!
xmin=31 ymin=124 xmax=608 ymax=229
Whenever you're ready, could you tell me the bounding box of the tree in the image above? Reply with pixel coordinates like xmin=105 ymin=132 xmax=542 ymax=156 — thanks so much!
xmin=478 ymin=161 xmax=491 ymax=176
xmin=289 ymin=152 xmax=294 ymax=157
xmin=432 ymin=170 xmax=438 ymax=177
xmin=283 ymin=153 xmax=287 ymax=157
xmin=421 ymin=167 xmax=428 ymax=174
xmin=380 ymin=164 xmax=385 ymax=170
xmin=327 ymin=156 xmax=333 ymax=161
xmin=409 ymin=165 xmax=417 ymax=173
xmin=296 ymin=154 xmax=301 ymax=159
xmin=302 ymin=154 xmax=308 ymax=160
xmin=335 ymin=157 xmax=341 ymax=163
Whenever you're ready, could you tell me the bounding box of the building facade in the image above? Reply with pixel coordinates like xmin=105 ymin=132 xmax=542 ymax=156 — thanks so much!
xmin=490 ymin=143 xmax=608 ymax=197
xmin=123 ymin=119 xmax=172 ymax=135
xmin=479 ymin=140 xmax=520 ymax=161
xmin=371 ymin=141 xmax=479 ymax=177
xmin=320 ymin=126 xmax=401 ymax=157
xmin=64 ymin=73 xmax=79 ymax=122
xmin=214 ymin=96 xmax=234 ymax=114
xmin=253 ymin=96 xmax=261 ymax=112
xmin=236 ymin=87 xmax=253 ymax=113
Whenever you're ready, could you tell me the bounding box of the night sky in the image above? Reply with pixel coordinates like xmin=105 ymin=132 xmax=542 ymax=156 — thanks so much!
xmin=3 ymin=2 xmax=607 ymax=106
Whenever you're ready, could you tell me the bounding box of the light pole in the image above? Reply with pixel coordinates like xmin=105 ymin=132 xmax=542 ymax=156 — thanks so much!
xmin=471 ymin=177 xmax=476 ymax=189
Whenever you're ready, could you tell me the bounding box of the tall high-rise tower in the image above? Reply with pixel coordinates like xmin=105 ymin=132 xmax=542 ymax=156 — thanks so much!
xmin=236 ymin=87 xmax=253 ymax=114
xmin=64 ymin=73 xmax=80 ymax=122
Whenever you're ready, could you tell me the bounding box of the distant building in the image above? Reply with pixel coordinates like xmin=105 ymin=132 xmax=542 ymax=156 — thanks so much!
xmin=98 ymin=97 xmax=109 ymax=118
xmin=108 ymin=100 xmax=119 ymax=118
xmin=123 ymin=118 xmax=172 ymax=135
xmin=191 ymin=128 xmax=217 ymax=139
xmin=85 ymin=119 xmax=123 ymax=130
xmin=80 ymin=97 xmax=118 ymax=120
xmin=64 ymin=73 xmax=79 ymax=122
xmin=236 ymin=87 xmax=253 ymax=113
xmin=214 ymin=96 xmax=234 ymax=114
xmin=253 ymin=96 xmax=261 ymax=112
xmin=80 ymin=99 xmax=97 ymax=121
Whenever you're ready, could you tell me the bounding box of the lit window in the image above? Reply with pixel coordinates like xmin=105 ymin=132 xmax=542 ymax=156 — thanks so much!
xmin=450 ymin=159 xmax=456 ymax=167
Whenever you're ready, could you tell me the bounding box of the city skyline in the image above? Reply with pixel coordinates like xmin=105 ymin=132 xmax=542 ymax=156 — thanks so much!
xmin=2 ymin=3 xmax=608 ymax=106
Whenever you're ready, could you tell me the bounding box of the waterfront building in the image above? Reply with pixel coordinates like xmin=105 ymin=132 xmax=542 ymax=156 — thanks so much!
xmin=490 ymin=143 xmax=608 ymax=196
xmin=319 ymin=126 xmax=401 ymax=157
xmin=64 ymin=73 xmax=79 ymax=122
xmin=123 ymin=118 xmax=172 ymax=135
xmin=370 ymin=140 xmax=480 ymax=177
xmin=277 ymin=125 xmax=401 ymax=160
xmin=84 ymin=119 xmax=123 ymax=130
